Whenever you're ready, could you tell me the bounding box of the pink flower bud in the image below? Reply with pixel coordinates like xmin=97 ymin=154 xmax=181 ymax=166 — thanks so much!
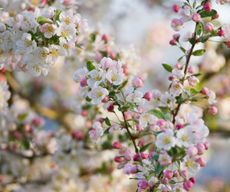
xmin=208 ymin=106 xmax=218 ymax=115
xmin=81 ymin=110 xmax=88 ymax=117
xmin=101 ymin=34 xmax=109 ymax=43
xmin=143 ymin=91 xmax=153 ymax=101
xmin=196 ymin=157 xmax=206 ymax=167
xmin=102 ymin=96 xmax=109 ymax=103
xmin=107 ymin=103 xmax=114 ymax=112
xmin=132 ymin=76 xmax=144 ymax=88
xmin=217 ymin=28 xmax=225 ymax=36
xmin=192 ymin=13 xmax=201 ymax=22
xmin=80 ymin=77 xmax=87 ymax=87
xmin=72 ymin=130 xmax=84 ymax=140
xmin=172 ymin=4 xmax=180 ymax=13
xmin=114 ymin=156 xmax=124 ymax=163
xmin=203 ymin=1 xmax=212 ymax=12
xmin=187 ymin=146 xmax=198 ymax=157
xmin=205 ymin=23 xmax=214 ymax=32
xmin=169 ymin=39 xmax=177 ymax=45
xmin=138 ymin=180 xmax=149 ymax=190
xmin=204 ymin=141 xmax=209 ymax=150
xmin=112 ymin=141 xmax=122 ymax=149
xmin=183 ymin=180 xmax=194 ymax=191
xmin=138 ymin=139 xmax=145 ymax=147
xmin=201 ymin=87 xmax=209 ymax=95
xmin=164 ymin=170 xmax=173 ymax=179
xmin=196 ymin=143 xmax=205 ymax=155
xmin=189 ymin=177 xmax=196 ymax=184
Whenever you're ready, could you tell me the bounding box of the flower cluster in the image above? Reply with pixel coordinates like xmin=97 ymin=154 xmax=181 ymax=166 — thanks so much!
xmin=73 ymin=0 xmax=226 ymax=191
xmin=0 ymin=7 xmax=85 ymax=76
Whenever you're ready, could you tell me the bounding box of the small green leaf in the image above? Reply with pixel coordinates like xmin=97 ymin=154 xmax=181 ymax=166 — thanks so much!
xmin=192 ymin=49 xmax=205 ymax=56
xmin=53 ymin=10 xmax=61 ymax=22
xmin=37 ymin=16 xmax=52 ymax=24
xmin=18 ymin=113 xmax=28 ymax=122
xmin=196 ymin=22 xmax=204 ymax=36
xmin=86 ymin=60 xmax=96 ymax=71
xmin=162 ymin=63 xmax=173 ymax=73
xmin=140 ymin=143 xmax=152 ymax=152
xmin=104 ymin=117 xmax=111 ymax=126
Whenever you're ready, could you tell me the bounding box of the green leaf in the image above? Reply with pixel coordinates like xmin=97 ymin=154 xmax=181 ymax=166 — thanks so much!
xmin=53 ymin=10 xmax=61 ymax=22
xmin=162 ymin=63 xmax=173 ymax=73
xmin=140 ymin=143 xmax=152 ymax=152
xmin=37 ymin=16 xmax=52 ymax=24
xmin=192 ymin=49 xmax=205 ymax=56
xmin=200 ymin=9 xmax=217 ymax=19
xmin=104 ymin=117 xmax=111 ymax=126
xmin=22 ymin=139 xmax=30 ymax=150
xmin=196 ymin=22 xmax=204 ymax=36
xmin=90 ymin=32 xmax=97 ymax=43
xmin=18 ymin=113 xmax=28 ymax=122
xmin=86 ymin=60 xmax=96 ymax=71
xmin=149 ymin=109 xmax=165 ymax=119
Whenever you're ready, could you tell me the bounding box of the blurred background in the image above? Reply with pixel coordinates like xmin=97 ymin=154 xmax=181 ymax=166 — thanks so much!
xmin=1 ymin=0 xmax=230 ymax=191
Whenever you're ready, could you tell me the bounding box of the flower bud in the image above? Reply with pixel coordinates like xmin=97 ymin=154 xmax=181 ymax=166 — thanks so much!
xmin=112 ymin=141 xmax=122 ymax=149
xmin=143 ymin=91 xmax=153 ymax=101
xmin=172 ymin=4 xmax=180 ymax=13
xmin=205 ymin=23 xmax=214 ymax=32
xmin=203 ymin=1 xmax=212 ymax=12
xmin=132 ymin=76 xmax=144 ymax=88
xmin=208 ymin=106 xmax=218 ymax=115
xmin=192 ymin=13 xmax=201 ymax=22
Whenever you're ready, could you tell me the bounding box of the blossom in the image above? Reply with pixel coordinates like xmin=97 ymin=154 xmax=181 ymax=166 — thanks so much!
xmin=88 ymin=86 xmax=109 ymax=105
xmin=40 ymin=23 xmax=57 ymax=39
xmin=89 ymin=121 xmax=104 ymax=139
xmin=176 ymin=127 xmax=192 ymax=147
xmin=156 ymin=130 xmax=176 ymax=150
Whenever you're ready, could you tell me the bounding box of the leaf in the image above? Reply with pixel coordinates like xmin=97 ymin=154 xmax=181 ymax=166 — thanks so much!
xmin=162 ymin=63 xmax=173 ymax=73
xmin=200 ymin=9 xmax=217 ymax=19
xmin=192 ymin=49 xmax=205 ymax=56
xmin=37 ymin=16 xmax=52 ymax=24
xmin=104 ymin=117 xmax=111 ymax=126
xmin=149 ymin=109 xmax=164 ymax=119
xmin=90 ymin=32 xmax=97 ymax=43
xmin=86 ymin=60 xmax=96 ymax=71
xmin=18 ymin=113 xmax=28 ymax=122
xmin=140 ymin=143 xmax=152 ymax=152
xmin=53 ymin=10 xmax=61 ymax=22
xmin=196 ymin=22 xmax=204 ymax=36
xmin=22 ymin=139 xmax=30 ymax=150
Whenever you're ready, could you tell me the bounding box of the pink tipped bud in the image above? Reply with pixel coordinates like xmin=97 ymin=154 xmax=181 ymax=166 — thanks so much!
xmin=80 ymin=77 xmax=87 ymax=87
xmin=81 ymin=110 xmax=88 ymax=117
xmin=101 ymin=34 xmax=109 ymax=43
xmin=192 ymin=13 xmax=201 ymax=22
xmin=164 ymin=170 xmax=174 ymax=179
xmin=189 ymin=177 xmax=196 ymax=184
xmin=172 ymin=4 xmax=180 ymax=13
xmin=203 ymin=1 xmax=212 ymax=12
xmin=138 ymin=139 xmax=145 ymax=147
xmin=114 ymin=156 xmax=124 ymax=163
xmin=188 ymin=66 xmax=194 ymax=74
xmin=201 ymin=87 xmax=209 ymax=95
xmin=107 ymin=103 xmax=114 ymax=112
xmin=138 ymin=180 xmax=149 ymax=190
xmin=205 ymin=23 xmax=214 ymax=32
xmin=102 ymin=96 xmax=109 ymax=103
xmin=112 ymin=141 xmax=122 ymax=149
xmin=187 ymin=146 xmax=198 ymax=157
xmin=143 ymin=91 xmax=153 ymax=101
xmin=169 ymin=39 xmax=177 ymax=45
xmin=196 ymin=143 xmax=205 ymax=155
xmin=183 ymin=180 xmax=194 ymax=191
xmin=208 ymin=106 xmax=218 ymax=115
xmin=132 ymin=76 xmax=144 ymax=88
xmin=196 ymin=157 xmax=206 ymax=167
xmin=173 ymin=33 xmax=180 ymax=41
xmin=217 ymin=28 xmax=225 ymax=36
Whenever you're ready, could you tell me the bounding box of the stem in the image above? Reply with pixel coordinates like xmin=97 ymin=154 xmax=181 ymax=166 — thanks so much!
xmin=122 ymin=112 xmax=139 ymax=154
xmin=172 ymin=27 xmax=197 ymax=124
